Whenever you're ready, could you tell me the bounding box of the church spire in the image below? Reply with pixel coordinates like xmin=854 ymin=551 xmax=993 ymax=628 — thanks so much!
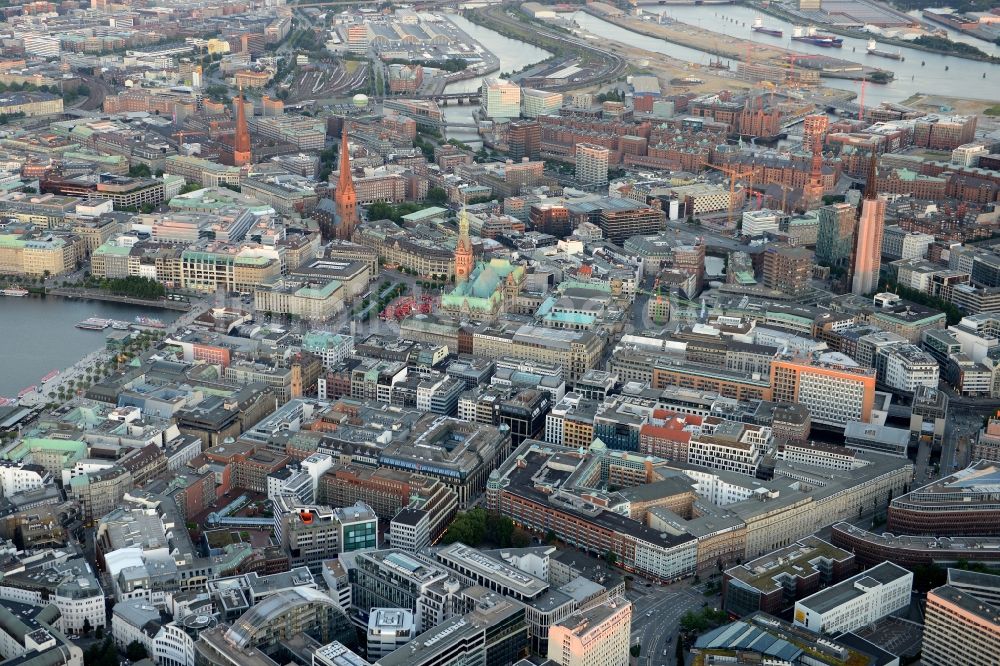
xmin=455 ymin=206 xmax=473 ymax=283
xmin=232 ymin=84 xmax=251 ymax=167
xmin=334 ymin=125 xmax=359 ymax=240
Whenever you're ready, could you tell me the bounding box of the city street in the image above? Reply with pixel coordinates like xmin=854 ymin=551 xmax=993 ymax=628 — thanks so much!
xmin=940 ymin=409 xmax=981 ymax=474
xmin=628 ymin=583 xmax=707 ymax=666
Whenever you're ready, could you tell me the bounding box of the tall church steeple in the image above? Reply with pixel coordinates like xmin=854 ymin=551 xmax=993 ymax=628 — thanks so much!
xmin=232 ymin=85 xmax=251 ymax=167
xmin=334 ymin=125 xmax=358 ymax=240
xmin=455 ymin=206 xmax=473 ymax=283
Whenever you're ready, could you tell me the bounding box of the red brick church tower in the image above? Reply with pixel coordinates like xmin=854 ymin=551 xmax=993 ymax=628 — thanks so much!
xmin=334 ymin=126 xmax=358 ymax=240
xmin=232 ymin=86 xmax=251 ymax=167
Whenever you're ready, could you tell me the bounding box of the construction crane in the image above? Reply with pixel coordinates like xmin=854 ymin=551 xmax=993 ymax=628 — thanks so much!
xmin=777 ymin=182 xmax=796 ymax=213
xmin=171 ymin=130 xmax=195 ymax=145
xmin=705 ymin=162 xmax=758 ymax=230
xmin=758 ymin=79 xmax=777 ymax=106
xmin=784 ymin=53 xmax=822 ymax=89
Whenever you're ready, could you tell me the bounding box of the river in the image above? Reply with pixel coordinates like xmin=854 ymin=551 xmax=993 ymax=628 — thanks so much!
xmin=573 ymin=7 xmax=1000 ymax=106
xmin=442 ymin=12 xmax=552 ymax=147
xmin=0 ymin=297 xmax=180 ymax=398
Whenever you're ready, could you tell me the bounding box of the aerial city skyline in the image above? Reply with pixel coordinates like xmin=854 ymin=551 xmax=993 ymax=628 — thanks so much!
xmin=0 ymin=0 xmax=998 ymax=665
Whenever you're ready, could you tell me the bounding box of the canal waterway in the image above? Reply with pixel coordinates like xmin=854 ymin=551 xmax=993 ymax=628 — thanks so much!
xmin=0 ymin=297 xmax=180 ymax=398
xmin=442 ymin=12 xmax=552 ymax=146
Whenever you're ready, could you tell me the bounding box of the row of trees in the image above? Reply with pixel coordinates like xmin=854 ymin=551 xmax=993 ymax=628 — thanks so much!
xmin=83 ymin=637 xmax=146 ymax=666
xmin=103 ymin=276 xmax=167 ymax=300
xmin=441 ymin=507 xmax=531 ymax=548
xmin=879 ymin=277 xmax=963 ymax=326
xmin=385 ymin=57 xmax=468 ymax=73
xmin=44 ymin=331 xmax=163 ymax=404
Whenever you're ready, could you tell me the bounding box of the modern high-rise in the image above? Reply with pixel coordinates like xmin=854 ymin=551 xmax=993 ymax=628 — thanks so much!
xmin=343 ymin=549 xmax=460 ymax=633
xmin=274 ymin=497 xmax=378 ymax=572
xmin=334 ymin=127 xmax=359 ymax=240
xmin=816 ymin=202 xmax=855 ymax=267
xmin=375 ymin=588 xmax=528 ymax=666
xmin=575 ymin=143 xmax=610 ymax=186
xmin=770 ymin=356 xmax=876 ymax=428
xmin=522 ymin=88 xmax=563 ymax=118
xmin=481 ymin=78 xmax=521 ymax=120
xmin=762 ymin=245 xmax=813 ymax=296
xmin=850 ymin=153 xmax=886 ymax=295
xmin=546 ymin=600 xmax=632 ymax=666
xmin=508 ymin=120 xmax=541 ymax=160
xmin=529 ymin=203 xmax=571 ymax=237
xmin=924 ymin=580 xmax=1000 ymax=666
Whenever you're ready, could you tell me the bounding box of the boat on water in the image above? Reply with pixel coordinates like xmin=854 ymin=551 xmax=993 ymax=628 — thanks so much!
xmin=866 ymin=39 xmax=903 ymax=60
xmin=792 ymin=25 xmax=843 ymax=47
xmin=77 ymin=317 xmax=112 ymax=330
xmin=17 ymin=385 xmax=36 ymax=398
xmin=1 ymin=287 xmax=28 ymax=297
xmin=110 ymin=320 xmax=131 ymax=330
xmin=41 ymin=370 xmax=59 ymax=382
xmin=751 ymin=16 xmax=783 ymax=37
xmin=135 ymin=316 xmax=166 ymax=329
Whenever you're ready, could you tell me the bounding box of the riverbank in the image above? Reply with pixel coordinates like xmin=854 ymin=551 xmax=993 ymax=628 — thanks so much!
xmin=752 ymin=1 xmax=1000 ymax=64
xmin=582 ymin=6 xmax=890 ymax=81
xmin=463 ymin=5 xmax=627 ymax=90
xmin=899 ymin=93 xmax=1000 ymax=128
xmin=47 ymin=288 xmax=192 ymax=311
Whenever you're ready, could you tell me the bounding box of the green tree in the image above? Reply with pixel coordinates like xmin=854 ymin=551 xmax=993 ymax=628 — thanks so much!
xmin=426 ymin=186 xmax=448 ymax=205
xmin=630 ymin=644 xmax=641 ymax=658
xmin=128 ymin=163 xmax=152 ymax=178
xmin=604 ymin=550 xmax=618 ymax=566
xmin=126 ymin=640 xmax=148 ymax=661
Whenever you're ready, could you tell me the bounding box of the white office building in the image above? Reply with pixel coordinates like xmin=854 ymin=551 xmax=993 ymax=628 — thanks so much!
xmin=522 ymin=88 xmax=563 ymax=118
xmin=388 ymin=507 xmax=430 ymax=552
xmin=366 ymin=608 xmax=415 ymax=659
xmin=882 ymin=225 xmax=935 ymax=261
xmin=794 ymin=561 xmax=912 ymax=635
xmin=952 ymin=143 xmax=989 ymax=167
xmin=0 ymin=461 xmax=50 ymax=496
xmin=741 ymin=209 xmax=784 ymax=237
xmin=482 ymin=77 xmax=521 ymax=120
xmin=546 ymin=599 xmax=632 ymax=666
xmin=879 ymin=343 xmax=940 ymax=392
xmin=575 ymin=143 xmax=610 ymax=186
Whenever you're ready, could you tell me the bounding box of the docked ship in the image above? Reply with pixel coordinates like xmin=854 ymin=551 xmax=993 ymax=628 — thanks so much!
xmin=1 ymin=287 xmax=28 ymax=296
xmin=135 ymin=316 xmax=166 ymax=328
xmin=751 ymin=16 xmax=783 ymax=37
xmin=792 ymin=25 xmax=843 ymax=47
xmin=76 ymin=317 xmax=111 ymax=330
xmin=110 ymin=320 xmax=131 ymax=330
xmin=866 ymin=39 xmax=903 ymax=60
